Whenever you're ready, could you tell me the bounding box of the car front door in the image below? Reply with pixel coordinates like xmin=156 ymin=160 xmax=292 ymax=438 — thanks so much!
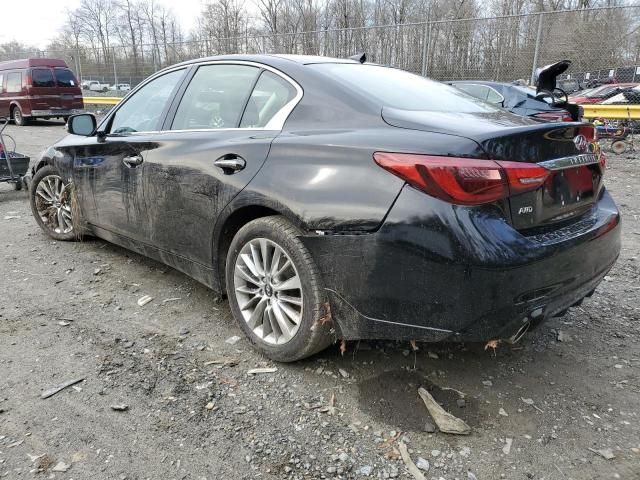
xmin=137 ymin=63 xmax=300 ymax=267
xmin=70 ymin=68 xmax=187 ymax=241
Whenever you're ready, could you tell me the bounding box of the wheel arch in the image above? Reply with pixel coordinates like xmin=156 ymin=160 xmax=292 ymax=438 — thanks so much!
xmin=9 ymin=101 xmax=27 ymax=117
xmin=213 ymin=202 xmax=303 ymax=294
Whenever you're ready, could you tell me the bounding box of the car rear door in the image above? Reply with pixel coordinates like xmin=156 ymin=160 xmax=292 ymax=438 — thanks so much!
xmin=30 ymin=68 xmax=60 ymax=113
xmin=138 ymin=63 xmax=300 ymax=267
xmin=70 ymin=68 xmax=188 ymax=241
xmin=53 ymin=68 xmax=83 ymax=112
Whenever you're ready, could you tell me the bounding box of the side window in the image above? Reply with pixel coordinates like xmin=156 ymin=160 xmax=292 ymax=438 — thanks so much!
xmin=486 ymin=87 xmax=504 ymax=104
xmin=171 ymin=64 xmax=260 ymax=130
xmin=0 ymin=75 xmax=4 ymax=93
xmin=109 ymin=69 xmax=185 ymax=134
xmin=456 ymin=83 xmax=490 ymax=100
xmin=6 ymin=72 xmax=22 ymax=93
xmin=240 ymin=71 xmax=298 ymax=128
xmin=32 ymin=69 xmax=55 ymax=88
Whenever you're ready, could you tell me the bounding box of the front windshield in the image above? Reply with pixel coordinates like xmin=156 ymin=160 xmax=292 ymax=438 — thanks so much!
xmin=310 ymin=63 xmax=499 ymax=113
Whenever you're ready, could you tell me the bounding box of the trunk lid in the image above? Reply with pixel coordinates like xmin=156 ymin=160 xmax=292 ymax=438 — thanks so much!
xmin=382 ymin=107 xmax=603 ymax=230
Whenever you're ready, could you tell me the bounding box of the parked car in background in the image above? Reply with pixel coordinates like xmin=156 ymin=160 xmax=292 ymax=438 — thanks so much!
xmin=557 ymin=78 xmax=582 ymax=94
xmin=0 ymin=58 xmax=83 ymax=126
xmin=569 ymin=83 xmax=637 ymax=104
xmin=600 ymin=85 xmax=640 ymax=104
xmin=85 ymin=80 xmax=110 ymax=92
xmin=25 ymin=54 xmax=619 ymax=361
xmin=450 ymin=61 xmax=582 ymax=122
xmin=109 ymin=83 xmax=131 ymax=92
xmin=449 ymin=81 xmax=576 ymax=121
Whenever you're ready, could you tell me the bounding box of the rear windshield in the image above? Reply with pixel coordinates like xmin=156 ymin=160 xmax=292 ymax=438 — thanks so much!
xmin=32 ymin=68 xmax=55 ymax=88
xmin=54 ymin=68 xmax=77 ymax=87
xmin=310 ymin=63 xmax=498 ymax=112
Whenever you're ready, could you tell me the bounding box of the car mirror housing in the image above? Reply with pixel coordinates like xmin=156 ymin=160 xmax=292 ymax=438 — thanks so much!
xmin=67 ymin=113 xmax=97 ymax=136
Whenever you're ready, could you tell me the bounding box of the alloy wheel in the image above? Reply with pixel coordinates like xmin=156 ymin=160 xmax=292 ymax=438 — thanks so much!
xmin=233 ymin=238 xmax=303 ymax=345
xmin=34 ymin=174 xmax=74 ymax=235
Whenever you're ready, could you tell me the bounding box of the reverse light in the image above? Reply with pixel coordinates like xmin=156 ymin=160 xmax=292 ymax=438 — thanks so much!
xmin=373 ymin=152 xmax=550 ymax=206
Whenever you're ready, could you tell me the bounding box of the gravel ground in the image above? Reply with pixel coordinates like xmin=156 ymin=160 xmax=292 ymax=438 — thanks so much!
xmin=0 ymin=120 xmax=639 ymax=480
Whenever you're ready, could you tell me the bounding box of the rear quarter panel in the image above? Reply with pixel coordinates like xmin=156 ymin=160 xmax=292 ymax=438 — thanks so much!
xmin=233 ymin=126 xmax=487 ymax=232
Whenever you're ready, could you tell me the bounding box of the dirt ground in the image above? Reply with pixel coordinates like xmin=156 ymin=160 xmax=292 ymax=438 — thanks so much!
xmin=1 ymin=120 xmax=639 ymax=480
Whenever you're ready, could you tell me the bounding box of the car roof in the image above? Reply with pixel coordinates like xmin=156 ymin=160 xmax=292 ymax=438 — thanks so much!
xmin=170 ymin=54 xmax=358 ymax=70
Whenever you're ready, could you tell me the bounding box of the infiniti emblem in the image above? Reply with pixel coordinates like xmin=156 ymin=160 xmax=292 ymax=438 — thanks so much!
xmin=573 ymin=134 xmax=588 ymax=152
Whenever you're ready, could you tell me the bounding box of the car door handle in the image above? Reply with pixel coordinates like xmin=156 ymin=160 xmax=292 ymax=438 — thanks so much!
xmin=123 ymin=154 xmax=143 ymax=168
xmin=214 ymin=155 xmax=246 ymax=173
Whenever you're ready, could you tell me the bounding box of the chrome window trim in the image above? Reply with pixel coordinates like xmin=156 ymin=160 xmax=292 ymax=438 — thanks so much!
xmin=101 ymin=60 xmax=303 ymax=137
xmin=539 ymin=153 xmax=600 ymax=171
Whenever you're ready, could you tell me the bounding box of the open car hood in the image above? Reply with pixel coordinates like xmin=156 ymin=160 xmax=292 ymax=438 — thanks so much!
xmin=534 ymin=60 xmax=571 ymax=93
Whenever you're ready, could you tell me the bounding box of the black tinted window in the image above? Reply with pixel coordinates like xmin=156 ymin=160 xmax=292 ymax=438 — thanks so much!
xmin=32 ymin=68 xmax=55 ymax=88
xmin=6 ymin=72 xmax=22 ymax=92
xmin=172 ymin=64 xmax=260 ymax=130
xmin=240 ymin=71 xmax=297 ymax=128
xmin=311 ymin=64 xmax=498 ymax=113
xmin=54 ymin=68 xmax=77 ymax=87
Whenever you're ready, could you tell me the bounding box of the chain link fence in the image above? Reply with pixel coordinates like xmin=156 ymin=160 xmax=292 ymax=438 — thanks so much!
xmin=2 ymin=5 xmax=639 ymax=90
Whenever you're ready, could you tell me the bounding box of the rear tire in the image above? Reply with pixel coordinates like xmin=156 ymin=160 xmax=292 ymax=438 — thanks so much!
xmin=12 ymin=106 xmax=29 ymax=126
xmin=29 ymin=166 xmax=80 ymax=241
xmin=610 ymin=140 xmax=627 ymax=155
xmin=225 ymin=216 xmax=333 ymax=362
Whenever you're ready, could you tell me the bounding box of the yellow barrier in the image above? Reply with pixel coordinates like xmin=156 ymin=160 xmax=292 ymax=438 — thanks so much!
xmin=82 ymin=96 xmax=122 ymax=105
xmin=582 ymin=104 xmax=640 ymax=120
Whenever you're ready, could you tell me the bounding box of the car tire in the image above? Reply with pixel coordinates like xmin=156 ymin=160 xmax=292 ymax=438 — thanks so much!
xmin=29 ymin=166 xmax=81 ymax=241
xmin=610 ymin=140 xmax=627 ymax=155
xmin=12 ymin=106 xmax=29 ymax=126
xmin=225 ymin=216 xmax=333 ymax=362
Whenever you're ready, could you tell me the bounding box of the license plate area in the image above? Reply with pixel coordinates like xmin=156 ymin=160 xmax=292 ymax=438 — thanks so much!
xmin=510 ymin=164 xmax=601 ymax=231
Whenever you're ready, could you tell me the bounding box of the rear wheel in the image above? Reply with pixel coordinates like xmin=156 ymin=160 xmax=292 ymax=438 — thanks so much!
xmin=12 ymin=106 xmax=29 ymax=126
xmin=610 ymin=140 xmax=627 ymax=155
xmin=225 ymin=216 xmax=333 ymax=362
xmin=29 ymin=166 xmax=79 ymax=241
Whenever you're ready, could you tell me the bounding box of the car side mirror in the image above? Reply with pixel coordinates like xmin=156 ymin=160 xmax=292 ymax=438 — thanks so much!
xmin=67 ymin=113 xmax=97 ymax=136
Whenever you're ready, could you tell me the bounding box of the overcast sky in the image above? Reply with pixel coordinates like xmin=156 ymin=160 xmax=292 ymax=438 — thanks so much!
xmin=2 ymin=0 xmax=205 ymax=48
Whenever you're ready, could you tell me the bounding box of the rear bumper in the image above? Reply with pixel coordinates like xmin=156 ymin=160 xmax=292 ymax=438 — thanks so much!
xmin=302 ymin=186 xmax=621 ymax=342
xmin=30 ymin=109 xmax=83 ymax=118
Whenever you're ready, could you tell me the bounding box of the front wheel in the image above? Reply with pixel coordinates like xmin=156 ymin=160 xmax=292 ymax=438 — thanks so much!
xmin=225 ymin=216 xmax=333 ymax=362
xmin=29 ymin=166 xmax=80 ymax=241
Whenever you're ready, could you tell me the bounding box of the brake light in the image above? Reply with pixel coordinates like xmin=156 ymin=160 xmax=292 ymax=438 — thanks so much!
xmin=25 ymin=72 xmax=32 ymax=88
xmin=373 ymin=152 xmax=550 ymax=206
xmin=533 ymin=111 xmax=573 ymax=122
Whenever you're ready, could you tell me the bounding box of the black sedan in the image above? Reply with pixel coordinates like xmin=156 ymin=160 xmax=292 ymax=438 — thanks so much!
xmin=26 ymin=55 xmax=620 ymax=361
xmin=448 ymin=80 xmax=577 ymax=121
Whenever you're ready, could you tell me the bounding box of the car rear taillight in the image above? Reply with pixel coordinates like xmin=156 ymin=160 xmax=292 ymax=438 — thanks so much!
xmin=533 ymin=111 xmax=573 ymax=122
xmin=373 ymin=152 xmax=550 ymax=206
